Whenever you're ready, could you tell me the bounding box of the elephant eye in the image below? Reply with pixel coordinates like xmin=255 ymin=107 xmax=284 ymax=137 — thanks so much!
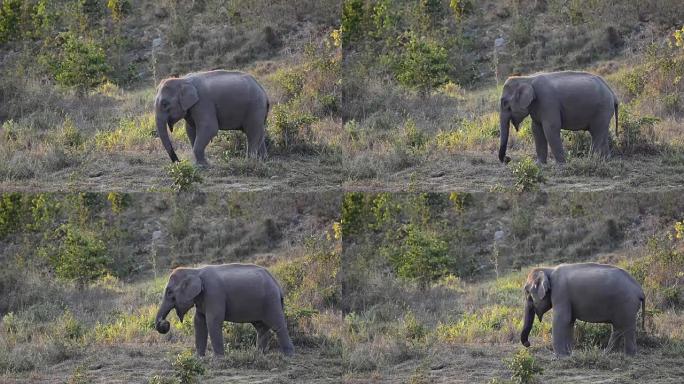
xmin=161 ymin=99 xmax=170 ymax=108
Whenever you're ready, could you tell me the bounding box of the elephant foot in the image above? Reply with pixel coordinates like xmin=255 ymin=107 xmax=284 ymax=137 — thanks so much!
xmin=194 ymin=161 xmax=210 ymax=169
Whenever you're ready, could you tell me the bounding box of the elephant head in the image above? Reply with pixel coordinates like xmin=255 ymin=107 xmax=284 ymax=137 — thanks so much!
xmin=520 ymin=268 xmax=552 ymax=347
xmin=154 ymin=78 xmax=200 ymax=163
xmin=155 ymin=268 xmax=203 ymax=334
xmin=499 ymin=77 xmax=535 ymax=163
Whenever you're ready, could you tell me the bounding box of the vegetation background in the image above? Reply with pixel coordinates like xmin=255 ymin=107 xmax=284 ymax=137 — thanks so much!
xmin=1 ymin=191 xmax=684 ymax=383
xmin=0 ymin=0 xmax=683 ymax=191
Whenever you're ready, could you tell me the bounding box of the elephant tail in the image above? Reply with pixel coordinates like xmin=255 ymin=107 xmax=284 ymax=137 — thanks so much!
xmin=614 ymin=101 xmax=619 ymax=139
xmin=640 ymin=296 xmax=646 ymax=331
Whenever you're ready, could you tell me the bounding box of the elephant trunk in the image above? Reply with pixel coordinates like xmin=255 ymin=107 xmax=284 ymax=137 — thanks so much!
xmin=520 ymin=296 xmax=535 ymax=347
xmin=499 ymin=112 xmax=510 ymax=163
xmin=155 ymin=299 xmax=173 ymax=334
xmin=156 ymin=115 xmax=179 ymax=163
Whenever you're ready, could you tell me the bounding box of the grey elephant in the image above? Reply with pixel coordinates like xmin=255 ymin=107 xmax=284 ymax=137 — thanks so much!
xmin=520 ymin=263 xmax=645 ymax=356
xmin=154 ymin=70 xmax=269 ymax=166
xmin=499 ymin=71 xmax=619 ymax=164
xmin=155 ymin=263 xmax=294 ymax=356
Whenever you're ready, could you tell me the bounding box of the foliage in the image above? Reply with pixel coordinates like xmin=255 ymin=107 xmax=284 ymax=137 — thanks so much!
xmin=574 ymin=322 xmax=612 ymax=349
xmin=449 ymin=0 xmax=473 ymax=22
xmin=388 ymin=224 xmax=451 ymax=288
xmin=340 ymin=0 xmax=365 ymax=48
xmin=43 ymin=32 xmax=111 ymax=92
xmin=625 ymin=224 xmax=684 ymax=309
xmin=172 ymin=350 xmax=205 ymax=384
xmin=504 ymin=348 xmax=543 ymax=384
xmin=268 ymin=103 xmax=317 ymax=152
xmin=511 ymin=157 xmax=544 ymax=192
xmin=0 ymin=193 xmax=23 ymax=238
xmin=106 ymin=0 xmax=131 ymax=22
xmin=0 ymin=0 xmax=21 ymax=42
xmin=395 ymin=32 xmax=449 ymax=93
xmin=47 ymin=223 xmax=110 ymax=284
xmin=166 ymin=160 xmax=203 ymax=192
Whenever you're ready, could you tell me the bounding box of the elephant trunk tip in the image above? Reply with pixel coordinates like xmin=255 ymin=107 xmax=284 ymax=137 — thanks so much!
xmin=522 ymin=339 xmax=531 ymax=348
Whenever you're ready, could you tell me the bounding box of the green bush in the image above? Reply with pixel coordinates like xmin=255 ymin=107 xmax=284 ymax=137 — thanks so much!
xmin=268 ymin=103 xmax=317 ymax=152
xmin=341 ymin=0 xmax=365 ymax=48
xmin=48 ymin=223 xmax=110 ymax=284
xmin=449 ymin=0 xmax=473 ymax=22
xmin=388 ymin=224 xmax=451 ymax=288
xmin=511 ymin=157 xmax=545 ymax=192
xmin=0 ymin=0 xmax=21 ymax=42
xmin=504 ymin=348 xmax=543 ymax=384
xmin=172 ymin=350 xmax=205 ymax=384
xmin=0 ymin=193 xmax=24 ymax=238
xmin=395 ymin=33 xmax=449 ymax=94
xmin=616 ymin=106 xmax=660 ymax=155
xmin=106 ymin=0 xmax=131 ymax=22
xmin=166 ymin=160 xmax=203 ymax=192
xmin=44 ymin=32 xmax=111 ymax=92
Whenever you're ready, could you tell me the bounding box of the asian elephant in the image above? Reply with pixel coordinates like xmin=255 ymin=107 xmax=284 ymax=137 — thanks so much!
xmin=520 ymin=263 xmax=645 ymax=356
xmin=154 ymin=263 xmax=294 ymax=356
xmin=154 ymin=70 xmax=269 ymax=166
xmin=499 ymin=71 xmax=619 ymax=164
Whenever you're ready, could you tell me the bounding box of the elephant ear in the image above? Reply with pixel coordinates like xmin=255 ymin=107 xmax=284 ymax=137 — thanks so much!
xmin=177 ymin=274 xmax=202 ymax=307
xmin=532 ymin=271 xmax=549 ymax=301
xmin=179 ymin=82 xmax=199 ymax=111
xmin=514 ymin=82 xmax=535 ymax=110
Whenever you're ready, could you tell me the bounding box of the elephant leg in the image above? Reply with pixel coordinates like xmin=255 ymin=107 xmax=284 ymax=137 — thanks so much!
xmin=252 ymin=321 xmax=272 ymax=353
xmin=192 ymin=121 xmax=219 ymax=167
xmin=265 ymin=316 xmax=294 ymax=356
xmin=605 ymin=324 xmax=623 ymax=354
xmin=552 ymin=308 xmax=573 ymax=356
xmin=543 ymin=122 xmax=566 ymax=164
xmin=194 ymin=311 xmax=208 ymax=357
xmin=624 ymin=326 xmax=637 ymax=356
xmin=589 ymin=121 xmax=611 ymax=158
xmin=244 ymin=119 xmax=266 ymax=159
xmin=532 ymin=121 xmax=548 ymax=164
xmin=186 ymin=120 xmax=197 ymax=148
xmin=206 ymin=313 xmax=225 ymax=356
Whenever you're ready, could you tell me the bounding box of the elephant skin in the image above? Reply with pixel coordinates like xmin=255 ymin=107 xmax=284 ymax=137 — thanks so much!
xmin=154 ymin=70 xmax=270 ymax=166
xmin=499 ymin=71 xmax=619 ymax=164
xmin=520 ymin=263 xmax=645 ymax=357
xmin=155 ymin=263 xmax=294 ymax=356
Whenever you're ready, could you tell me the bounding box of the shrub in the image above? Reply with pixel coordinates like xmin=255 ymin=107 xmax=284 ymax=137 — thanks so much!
xmin=449 ymin=0 xmax=473 ymax=22
xmin=341 ymin=0 xmax=365 ymax=48
xmin=0 ymin=193 xmax=24 ymax=238
xmin=48 ymin=223 xmax=110 ymax=284
xmin=388 ymin=224 xmax=451 ymax=288
xmin=511 ymin=157 xmax=544 ymax=192
xmin=268 ymin=103 xmax=317 ymax=152
xmin=166 ymin=160 xmax=203 ymax=192
xmin=616 ymin=106 xmax=660 ymax=155
xmin=504 ymin=348 xmax=543 ymax=384
xmin=172 ymin=350 xmax=205 ymax=384
xmin=0 ymin=0 xmax=21 ymax=42
xmin=395 ymin=33 xmax=449 ymax=94
xmin=45 ymin=32 xmax=111 ymax=92
xmin=106 ymin=0 xmax=131 ymax=22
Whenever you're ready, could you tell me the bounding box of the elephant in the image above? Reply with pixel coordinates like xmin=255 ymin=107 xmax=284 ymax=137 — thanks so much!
xmin=154 ymin=263 xmax=294 ymax=356
xmin=498 ymin=71 xmax=619 ymax=164
xmin=154 ymin=70 xmax=270 ymax=166
xmin=520 ymin=263 xmax=645 ymax=356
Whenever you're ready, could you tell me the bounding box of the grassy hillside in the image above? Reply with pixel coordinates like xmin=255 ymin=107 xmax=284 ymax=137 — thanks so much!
xmin=1 ymin=191 xmax=683 ymax=383
xmin=0 ymin=1 xmax=682 ymax=191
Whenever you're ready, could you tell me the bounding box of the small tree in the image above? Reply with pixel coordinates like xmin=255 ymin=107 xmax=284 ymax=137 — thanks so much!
xmin=390 ymin=224 xmax=451 ymax=288
xmin=396 ymin=33 xmax=450 ymax=94
xmin=47 ymin=32 xmax=111 ymax=92
xmin=0 ymin=0 xmax=22 ymax=42
xmin=341 ymin=0 xmax=365 ymax=48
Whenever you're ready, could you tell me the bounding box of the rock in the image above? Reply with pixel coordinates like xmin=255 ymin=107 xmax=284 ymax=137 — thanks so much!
xmin=88 ymin=171 xmax=104 ymax=178
xmin=152 ymin=37 xmax=163 ymax=49
xmin=494 ymin=230 xmax=505 ymax=241
xmin=430 ymin=170 xmax=446 ymax=178
xmin=494 ymin=37 xmax=506 ymax=49
xmin=152 ymin=230 xmax=163 ymax=242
